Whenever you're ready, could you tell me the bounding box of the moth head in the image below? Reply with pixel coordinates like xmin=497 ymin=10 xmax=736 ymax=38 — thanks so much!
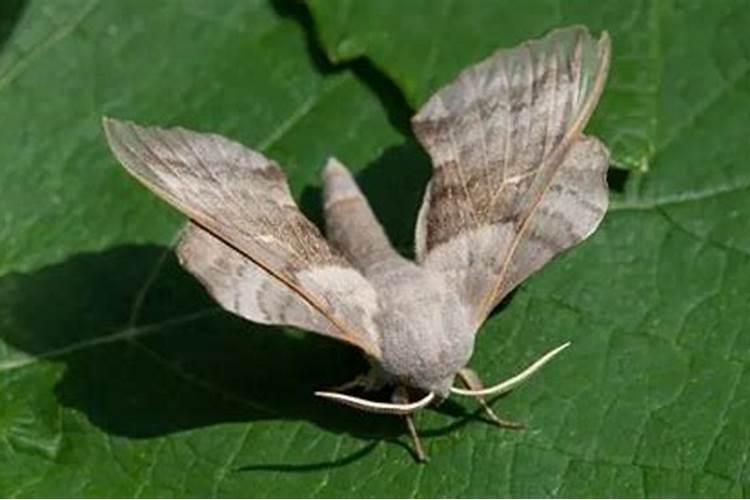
xmin=411 ymin=373 xmax=457 ymax=401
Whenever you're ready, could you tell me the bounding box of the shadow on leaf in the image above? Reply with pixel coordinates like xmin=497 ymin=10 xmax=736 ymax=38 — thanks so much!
xmin=0 ymin=243 xmax=489 ymax=462
xmin=0 ymin=0 xmax=26 ymax=53
xmin=234 ymin=441 xmax=380 ymax=473
xmin=270 ymin=0 xmax=414 ymax=138
xmin=1 ymin=245 xmax=366 ymax=435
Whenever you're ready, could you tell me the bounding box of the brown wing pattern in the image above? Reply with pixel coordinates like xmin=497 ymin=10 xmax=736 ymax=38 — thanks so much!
xmin=104 ymin=119 xmax=381 ymax=356
xmin=177 ymin=223 xmax=374 ymax=343
xmin=412 ymin=26 xmax=611 ymax=323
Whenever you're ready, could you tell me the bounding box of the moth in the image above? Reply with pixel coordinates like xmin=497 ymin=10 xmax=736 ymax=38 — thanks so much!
xmin=103 ymin=26 xmax=610 ymax=462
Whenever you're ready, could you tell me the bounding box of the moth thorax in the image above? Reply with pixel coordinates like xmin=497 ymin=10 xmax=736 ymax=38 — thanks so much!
xmin=377 ymin=314 xmax=476 ymax=398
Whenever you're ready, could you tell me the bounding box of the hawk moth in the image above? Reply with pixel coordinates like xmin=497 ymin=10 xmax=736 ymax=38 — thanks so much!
xmin=103 ymin=25 xmax=611 ymax=462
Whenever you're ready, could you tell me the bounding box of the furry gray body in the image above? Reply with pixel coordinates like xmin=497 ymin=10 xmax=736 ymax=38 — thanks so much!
xmin=366 ymin=257 xmax=474 ymax=397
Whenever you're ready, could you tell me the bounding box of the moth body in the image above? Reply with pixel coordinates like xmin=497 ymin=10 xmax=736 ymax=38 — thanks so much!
xmin=324 ymin=159 xmax=476 ymax=397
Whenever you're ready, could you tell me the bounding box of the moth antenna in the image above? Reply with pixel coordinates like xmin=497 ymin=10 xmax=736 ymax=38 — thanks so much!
xmin=451 ymin=342 xmax=571 ymax=397
xmin=314 ymin=390 xmax=435 ymax=415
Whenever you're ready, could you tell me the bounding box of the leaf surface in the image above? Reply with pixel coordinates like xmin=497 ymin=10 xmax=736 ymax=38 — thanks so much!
xmin=1 ymin=0 xmax=750 ymax=497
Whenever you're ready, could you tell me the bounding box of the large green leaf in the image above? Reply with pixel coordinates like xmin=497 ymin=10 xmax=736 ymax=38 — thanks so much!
xmin=2 ymin=0 xmax=749 ymax=497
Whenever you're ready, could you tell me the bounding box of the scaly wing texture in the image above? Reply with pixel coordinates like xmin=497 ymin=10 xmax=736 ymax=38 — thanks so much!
xmin=176 ymin=223 xmax=373 ymax=343
xmin=412 ymin=26 xmax=611 ymax=324
xmin=104 ymin=119 xmax=381 ymax=357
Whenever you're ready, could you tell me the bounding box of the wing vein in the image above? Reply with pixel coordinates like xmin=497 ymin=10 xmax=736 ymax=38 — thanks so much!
xmin=468 ymin=67 xmax=492 ymax=216
xmin=204 ymin=132 xmax=306 ymax=261
xmin=442 ymin=95 xmax=481 ymax=228
xmin=476 ymin=33 xmax=610 ymax=321
xmin=177 ymin=130 xmax=306 ymax=263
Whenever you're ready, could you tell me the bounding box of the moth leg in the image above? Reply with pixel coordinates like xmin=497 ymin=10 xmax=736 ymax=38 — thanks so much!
xmin=393 ymin=386 xmax=428 ymax=463
xmin=326 ymin=370 xmax=385 ymax=393
xmin=325 ymin=375 xmax=368 ymax=393
xmin=457 ymin=368 xmax=524 ymax=429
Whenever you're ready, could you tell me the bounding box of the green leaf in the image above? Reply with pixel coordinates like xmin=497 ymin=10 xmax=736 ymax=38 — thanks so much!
xmin=309 ymin=0 xmax=694 ymax=174
xmin=2 ymin=0 xmax=750 ymax=497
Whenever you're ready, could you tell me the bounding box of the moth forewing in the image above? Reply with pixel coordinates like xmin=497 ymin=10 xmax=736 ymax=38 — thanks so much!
xmin=102 ymin=118 xmax=383 ymax=357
